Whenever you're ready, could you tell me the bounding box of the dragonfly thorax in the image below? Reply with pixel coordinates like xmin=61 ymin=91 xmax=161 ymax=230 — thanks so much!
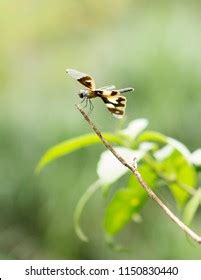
xmin=78 ymin=89 xmax=88 ymax=99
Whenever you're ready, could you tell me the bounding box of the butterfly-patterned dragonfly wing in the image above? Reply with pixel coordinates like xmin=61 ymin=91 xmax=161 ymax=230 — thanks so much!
xmin=99 ymin=90 xmax=127 ymax=119
xmin=66 ymin=69 xmax=96 ymax=90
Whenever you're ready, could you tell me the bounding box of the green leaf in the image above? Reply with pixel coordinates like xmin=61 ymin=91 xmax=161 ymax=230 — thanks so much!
xmin=137 ymin=131 xmax=167 ymax=144
xmin=35 ymin=133 xmax=122 ymax=174
xmin=137 ymin=132 xmax=196 ymax=207
xmin=104 ymin=163 xmax=157 ymax=235
xmin=104 ymin=188 xmax=141 ymax=235
xmin=128 ymin=163 xmax=158 ymax=191
xmin=183 ymin=189 xmax=201 ymax=225
xmin=156 ymin=150 xmax=197 ymax=208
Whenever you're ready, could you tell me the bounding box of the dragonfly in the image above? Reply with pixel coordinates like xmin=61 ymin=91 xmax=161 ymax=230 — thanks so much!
xmin=66 ymin=68 xmax=134 ymax=119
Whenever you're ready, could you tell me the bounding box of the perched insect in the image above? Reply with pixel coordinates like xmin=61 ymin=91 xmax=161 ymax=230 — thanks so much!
xmin=66 ymin=68 xmax=134 ymax=119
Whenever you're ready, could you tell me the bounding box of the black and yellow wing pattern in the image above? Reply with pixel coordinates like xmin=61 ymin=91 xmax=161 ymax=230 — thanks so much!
xmin=66 ymin=68 xmax=134 ymax=119
xmin=96 ymin=88 xmax=133 ymax=119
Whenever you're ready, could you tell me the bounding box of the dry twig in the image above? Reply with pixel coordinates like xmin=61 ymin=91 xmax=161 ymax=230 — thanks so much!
xmin=76 ymin=104 xmax=201 ymax=245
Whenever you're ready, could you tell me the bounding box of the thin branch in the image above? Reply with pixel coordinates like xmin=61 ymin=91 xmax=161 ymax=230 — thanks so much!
xmin=76 ymin=103 xmax=201 ymax=245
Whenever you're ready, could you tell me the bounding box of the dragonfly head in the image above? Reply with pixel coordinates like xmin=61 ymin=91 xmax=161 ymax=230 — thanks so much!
xmin=78 ymin=89 xmax=88 ymax=99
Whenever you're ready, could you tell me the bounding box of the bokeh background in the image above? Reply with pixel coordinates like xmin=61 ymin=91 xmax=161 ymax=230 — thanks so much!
xmin=1 ymin=0 xmax=201 ymax=259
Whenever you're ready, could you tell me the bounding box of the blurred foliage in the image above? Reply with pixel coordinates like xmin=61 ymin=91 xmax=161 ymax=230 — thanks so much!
xmin=38 ymin=119 xmax=200 ymax=242
xmin=1 ymin=0 xmax=201 ymax=259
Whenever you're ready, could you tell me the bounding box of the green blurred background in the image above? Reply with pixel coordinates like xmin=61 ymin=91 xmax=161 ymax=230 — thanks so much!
xmin=0 ymin=0 xmax=201 ymax=259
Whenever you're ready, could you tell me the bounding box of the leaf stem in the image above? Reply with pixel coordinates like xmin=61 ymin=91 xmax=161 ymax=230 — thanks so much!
xmin=74 ymin=179 xmax=102 ymax=242
xmin=76 ymin=104 xmax=201 ymax=245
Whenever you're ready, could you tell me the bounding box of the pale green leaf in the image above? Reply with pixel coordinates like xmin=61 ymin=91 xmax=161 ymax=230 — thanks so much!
xmin=104 ymin=188 xmax=141 ymax=235
xmin=97 ymin=147 xmax=145 ymax=185
xmin=156 ymin=150 xmax=197 ymax=207
xmin=167 ymin=137 xmax=191 ymax=161
xmin=36 ymin=133 xmax=122 ymax=174
xmin=137 ymin=131 xmax=167 ymax=144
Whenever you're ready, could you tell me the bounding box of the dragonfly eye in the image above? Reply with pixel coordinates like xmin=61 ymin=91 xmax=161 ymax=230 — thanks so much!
xmin=79 ymin=90 xmax=87 ymax=99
